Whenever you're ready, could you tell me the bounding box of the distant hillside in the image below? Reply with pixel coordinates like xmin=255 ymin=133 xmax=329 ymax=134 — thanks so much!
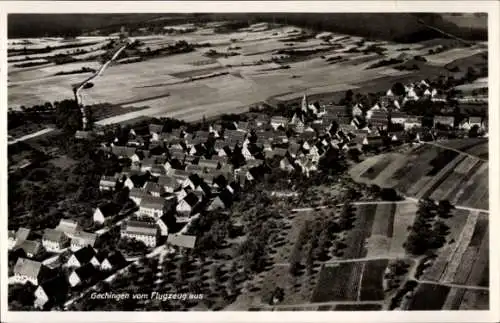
xmin=8 ymin=13 xmax=487 ymax=42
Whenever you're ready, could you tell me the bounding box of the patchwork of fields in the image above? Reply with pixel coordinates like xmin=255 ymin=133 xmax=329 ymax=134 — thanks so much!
xmin=8 ymin=22 xmax=486 ymax=126
xmin=350 ymin=139 xmax=489 ymax=210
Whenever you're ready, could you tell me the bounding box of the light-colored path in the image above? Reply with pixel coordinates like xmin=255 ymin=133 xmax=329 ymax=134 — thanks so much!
xmin=8 ymin=127 xmax=54 ymax=145
xmin=415 ymin=279 xmax=489 ymax=291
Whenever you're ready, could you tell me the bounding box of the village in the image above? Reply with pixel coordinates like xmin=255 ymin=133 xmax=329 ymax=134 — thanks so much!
xmin=7 ymin=69 xmax=489 ymax=311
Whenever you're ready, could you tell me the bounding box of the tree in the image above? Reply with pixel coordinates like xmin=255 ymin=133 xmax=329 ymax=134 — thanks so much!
xmin=269 ymin=287 xmax=285 ymax=305
xmin=468 ymin=125 xmax=480 ymax=138
xmin=391 ymin=82 xmax=406 ymax=96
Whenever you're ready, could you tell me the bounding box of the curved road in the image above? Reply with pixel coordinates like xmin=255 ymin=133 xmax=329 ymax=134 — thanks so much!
xmin=75 ymin=43 xmax=129 ymax=126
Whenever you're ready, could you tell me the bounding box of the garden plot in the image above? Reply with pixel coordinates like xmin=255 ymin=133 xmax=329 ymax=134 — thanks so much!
xmin=311 ymin=259 xmax=389 ymax=303
xmin=388 ymin=202 xmax=417 ymax=257
xmin=342 ymin=204 xmax=377 ymax=259
xmin=365 ymin=204 xmax=396 ymax=257
xmin=453 ymin=216 xmax=489 ymax=286
xmin=311 ymin=262 xmax=364 ymax=302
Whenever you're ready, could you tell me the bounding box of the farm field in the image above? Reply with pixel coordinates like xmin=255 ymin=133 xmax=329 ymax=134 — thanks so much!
xmin=349 ymin=140 xmax=489 ymax=210
xmin=420 ymin=211 xmax=488 ymax=290
xmin=8 ymin=22 xmax=486 ymax=126
xmin=311 ymin=259 xmax=389 ymax=304
xmin=406 ymin=283 xmax=489 ymax=310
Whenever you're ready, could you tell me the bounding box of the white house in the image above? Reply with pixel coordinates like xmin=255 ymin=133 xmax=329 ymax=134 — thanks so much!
xmin=70 ymin=231 xmax=97 ymax=252
xmin=42 ymin=229 xmax=69 ymax=253
xmin=93 ymin=203 xmax=119 ymax=224
xmin=121 ymin=220 xmax=159 ymax=247
xmin=13 ymin=258 xmax=51 ymax=285
xmin=99 ymin=252 xmax=126 ymax=272
xmin=34 ymin=276 xmax=68 ymax=309
xmin=270 ymin=116 xmax=288 ymax=130
xmin=65 ymin=246 xmax=100 ymax=268
xmin=176 ymin=192 xmax=200 ymax=215
xmin=68 ymin=263 xmax=99 ymax=287
xmin=139 ymin=196 xmax=165 ymax=219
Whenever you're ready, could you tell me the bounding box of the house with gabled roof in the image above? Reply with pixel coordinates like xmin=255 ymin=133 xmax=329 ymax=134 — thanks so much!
xmin=65 ymin=246 xmax=100 ymax=268
xmin=198 ymin=158 xmax=220 ymax=171
xmin=14 ymin=240 xmax=42 ymax=258
xmin=149 ymin=124 xmax=164 ymax=142
xmin=129 ymin=187 xmax=148 ymax=205
xmin=55 ymin=219 xmax=80 ymax=237
xmin=254 ymin=114 xmax=271 ymax=127
xmin=207 ymin=187 xmax=234 ymax=211
xmin=139 ymin=195 xmax=165 ymax=219
xmin=121 ymin=219 xmax=159 ymax=247
xmin=99 ymin=251 xmax=126 ymax=272
xmin=144 ymin=181 xmax=165 ymax=197
xmin=13 ymin=258 xmax=53 ymax=285
xmin=111 ymin=146 xmax=137 ymax=159
xmin=42 ymin=229 xmax=69 ymax=253
xmin=157 ymin=175 xmax=179 ymax=193
xmin=167 ymin=234 xmax=197 ymax=250
xmin=93 ymin=202 xmax=120 ymax=224
xmin=434 ymin=116 xmax=455 ymax=128
xmin=9 ymin=227 xmax=31 ymax=250
xmin=99 ymin=176 xmax=117 ymax=191
xmin=34 ymin=275 xmax=68 ymax=309
xmin=176 ymin=192 xmax=201 ymax=215
xmin=68 ymin=263 xmax=99 ymax=288
xmin=70 ymin=231 xmax=97 ymax=251
xmin=171 ymin=169 xmax=191 ymax=184
xmin=404 ymin=116 xmax=422 ymax=130
xmin=270 ymin=116 xmax=288 ymax=130
xmin=390 ymin=111 xmax=410 ymax=124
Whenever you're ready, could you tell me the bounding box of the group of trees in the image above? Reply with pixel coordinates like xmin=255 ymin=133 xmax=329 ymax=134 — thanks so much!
xmin=404 ymin=198 xmax=453 ymax=255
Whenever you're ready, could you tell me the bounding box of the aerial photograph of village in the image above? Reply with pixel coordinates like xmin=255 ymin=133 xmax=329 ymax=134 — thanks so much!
xmin=6 ymin=12 xmax=489 ymax=312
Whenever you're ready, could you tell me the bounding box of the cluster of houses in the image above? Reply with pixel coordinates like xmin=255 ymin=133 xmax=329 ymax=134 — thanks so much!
xmin=10 ymin=220 xmax=126 ymax=310
xmin=9 ymin=78 xmax=488 ymax=310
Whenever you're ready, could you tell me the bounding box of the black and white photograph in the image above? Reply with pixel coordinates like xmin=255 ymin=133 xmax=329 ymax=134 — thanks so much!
xmin=1 ymin=1 xmax=499 ymax=322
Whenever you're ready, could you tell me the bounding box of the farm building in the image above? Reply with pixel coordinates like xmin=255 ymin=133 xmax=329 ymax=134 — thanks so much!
xmin=121 ymin=219 xmax=159 ymax=248
xmin=167 ymin=234 xmax=197 ymax=250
